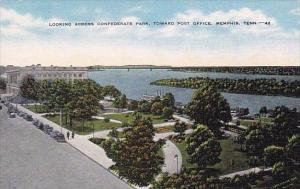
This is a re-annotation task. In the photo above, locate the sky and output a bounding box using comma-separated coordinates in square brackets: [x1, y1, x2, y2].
[0, 0, 299, 67]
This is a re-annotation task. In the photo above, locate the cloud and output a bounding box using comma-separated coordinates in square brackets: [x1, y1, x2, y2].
[127, 6, 147, 13]
[289, 8, 300, 16]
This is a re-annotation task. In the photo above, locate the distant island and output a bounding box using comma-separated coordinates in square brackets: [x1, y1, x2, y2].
[171, 66, 300, 76]
[151, 77, 300, 97]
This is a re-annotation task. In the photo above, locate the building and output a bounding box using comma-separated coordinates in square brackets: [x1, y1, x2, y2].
[6, 64, 88, 95]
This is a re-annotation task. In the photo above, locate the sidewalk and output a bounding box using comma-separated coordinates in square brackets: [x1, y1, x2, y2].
[13, 104, 115, 169]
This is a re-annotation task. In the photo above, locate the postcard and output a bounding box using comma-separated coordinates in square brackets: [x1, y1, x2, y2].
[0, 0, 299, 189]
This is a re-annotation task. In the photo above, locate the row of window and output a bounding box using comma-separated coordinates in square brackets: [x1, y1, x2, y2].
[35, 72, 84, 78]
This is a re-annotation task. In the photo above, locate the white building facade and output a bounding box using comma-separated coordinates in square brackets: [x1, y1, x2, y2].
[6, 64, 88, 95]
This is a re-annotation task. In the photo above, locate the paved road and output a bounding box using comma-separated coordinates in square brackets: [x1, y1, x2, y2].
[0, 106, 132, 189]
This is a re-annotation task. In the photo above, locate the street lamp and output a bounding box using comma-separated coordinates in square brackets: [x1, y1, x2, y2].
[174, 154, 179, 174]
[92, 122, 95, 138]
[60, 108, 63, 134]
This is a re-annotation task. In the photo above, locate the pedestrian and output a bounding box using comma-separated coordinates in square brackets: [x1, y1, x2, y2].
[67, 131, 70, 140]
[72, 131, 75, 139]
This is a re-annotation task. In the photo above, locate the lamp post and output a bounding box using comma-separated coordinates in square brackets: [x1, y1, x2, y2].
[92, 122, 95, 138]
[60, 108, 62, 134]
[174, 154, 179, 174]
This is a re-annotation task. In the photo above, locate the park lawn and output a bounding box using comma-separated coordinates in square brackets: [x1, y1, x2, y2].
[211, 138, 250, 174]
[155, 125, 174, 133]
[174, 137, 250, 174]
[44, 114, 121, 135]
[23, 104, 48, 113]
[104, 112, 166, 124]
[239, 118, 274, 127]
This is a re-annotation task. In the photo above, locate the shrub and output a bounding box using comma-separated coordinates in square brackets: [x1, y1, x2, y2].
[104, 117, 110, 123]
[89, 137, 105, 145]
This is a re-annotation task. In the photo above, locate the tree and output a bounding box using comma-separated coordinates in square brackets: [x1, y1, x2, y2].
[162, 107, 174, 119]
[127, 100, 138, 110]
[270, 106, 298, 146]
[151, 102, 164, 115]
[162, 92, 175, 107]
[245, 125, 271, 156]
[185, 85, 231, 135]
[73, 94, 99, 132]
[111, 116, 164, 186]
[102, 85, 121, 98]
[272, 161, 292, 181]
[286, 135, 300, 163]
[259, 106, 267, 117]
[173, 121, 187, 136]
[186, 125, 221, 168]
[19, 74, 38, 101]
[138, 100, 151, 113]
[0, 78, 6, 90]
[263, 145, 286, 167]
[113, 94, 127, 109]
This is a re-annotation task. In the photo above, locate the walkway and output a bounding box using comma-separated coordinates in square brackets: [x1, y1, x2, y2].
[13, 104, 114, 169]
[219, 167, 272, 179]
[161, 140, 182, 174]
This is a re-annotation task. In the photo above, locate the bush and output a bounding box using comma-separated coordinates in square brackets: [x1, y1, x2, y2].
[122, 122, 130, 127]
[104, 117, 110, 123]
[89, 137, 105, 145]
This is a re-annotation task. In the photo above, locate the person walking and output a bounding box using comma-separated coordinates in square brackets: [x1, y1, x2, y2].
[72, 131, 75, 139]
[67, 131, 70, 140]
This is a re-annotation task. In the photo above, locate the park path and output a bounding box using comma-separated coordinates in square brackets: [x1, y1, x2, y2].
[219, 167, 272, 179]
[161, 140, 182, 174]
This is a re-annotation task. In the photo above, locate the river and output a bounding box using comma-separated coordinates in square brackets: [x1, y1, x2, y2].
[88, 69, 300, 114]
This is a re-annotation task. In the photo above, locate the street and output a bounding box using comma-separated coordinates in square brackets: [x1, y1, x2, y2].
[0, 106, 132, 189]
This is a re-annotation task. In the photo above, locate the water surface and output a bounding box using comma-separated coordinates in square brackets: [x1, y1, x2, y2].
[89, 69, 300, 114]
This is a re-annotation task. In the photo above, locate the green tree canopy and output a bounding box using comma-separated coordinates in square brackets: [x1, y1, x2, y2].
[286, 135, 300, 163]
[162, 92, 175, 107]
[263, 145, 286, 167]
[186, 125, 221, 168]
[111, 115, 164, 186]
[173, 120, 187, 136]
[151, 101, 164, 115]
[19, 74, 38, 100]
[102, 85, 121, 98]
[186, 85, 231, 135]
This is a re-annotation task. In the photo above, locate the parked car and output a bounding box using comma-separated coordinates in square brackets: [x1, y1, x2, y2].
[32, 118, 38, 125]
[0, 105, 2, 110]
[56, 133, 66, 142]
[49, 130, 60, 138]
[38, 122, 44, 130]
[25, 114, 33, 121]
[9, 113, 16, 118]
[44, 127, 53, 135]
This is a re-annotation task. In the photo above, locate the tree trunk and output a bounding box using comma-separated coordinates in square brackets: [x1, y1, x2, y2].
[82, 120, 84, 133]
[65, 114, 68, 128]
[70, 116, 73, 129]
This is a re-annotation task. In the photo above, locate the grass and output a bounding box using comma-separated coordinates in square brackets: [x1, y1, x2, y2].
[238, 117, 274, 127]
[104, 112, 166, 124]
[23, 104, 48, 113]
[211, 138, 250, 174]
[155, 125, 174, 133]
[44, 114, 121, 135]
[174, 137, 250, 175]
